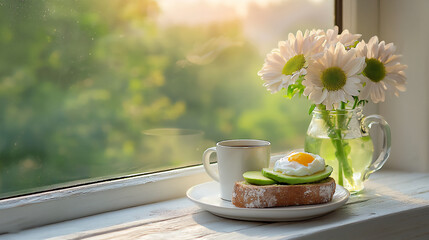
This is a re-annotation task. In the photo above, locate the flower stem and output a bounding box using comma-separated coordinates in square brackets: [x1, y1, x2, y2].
[319, 104, 355, 186]
[352, 97, 359, 109]
[338, 160, 344, 186]
[331, 131, 354, 185]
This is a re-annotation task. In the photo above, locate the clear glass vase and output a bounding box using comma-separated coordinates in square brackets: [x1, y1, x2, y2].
[304, 107, 391, 194]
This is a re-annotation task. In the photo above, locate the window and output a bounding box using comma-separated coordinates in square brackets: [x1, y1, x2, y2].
[0, 0, 335, 199]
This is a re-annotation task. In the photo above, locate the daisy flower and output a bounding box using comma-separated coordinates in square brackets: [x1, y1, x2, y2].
[258, 30, 325, 93]
[356, 36, 407, 103]
[321, 26, 361, 48]
[302, 42, 365, 110]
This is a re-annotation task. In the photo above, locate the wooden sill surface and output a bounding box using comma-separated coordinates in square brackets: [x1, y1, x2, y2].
[2, 170, 429, 240]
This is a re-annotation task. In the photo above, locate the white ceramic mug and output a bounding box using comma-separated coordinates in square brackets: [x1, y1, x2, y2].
[202, 139, 271, 201]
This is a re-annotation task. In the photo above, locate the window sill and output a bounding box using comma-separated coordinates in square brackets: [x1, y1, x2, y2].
[3, 169, 429, 239]
[0, 165, 211, 234]
[0, 153, 286, 233]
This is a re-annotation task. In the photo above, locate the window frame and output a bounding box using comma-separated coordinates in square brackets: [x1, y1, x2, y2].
[0, 165, 210, 233]
[0, 0, 342, 234]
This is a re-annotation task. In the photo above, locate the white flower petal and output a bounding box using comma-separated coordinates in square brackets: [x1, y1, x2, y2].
[354, 36, 407, 103]
[343, 56, 365, 77]
[359, 81, 371, 100]
[259, 71, 283, 79]
[385, 64, 407, 73]
[345, 90, 354, 102]
[259, 31, 326, 93]
[367, 36, 379, 59]
[377, 41, 386, 60]
[347, 76, 361, 84]
[324, 93, 336, 110]
[309, 87, 327, 104]
[384, 54, 402, 66]
[385, 75, 407, 92]
[373, 84, 386, 103]
[303, 84, 312, 96]
[303, 35, 365, 109]
[288, 33, 296, 44]
[380, 43, 396, 62]
[343, 80, 360, 96]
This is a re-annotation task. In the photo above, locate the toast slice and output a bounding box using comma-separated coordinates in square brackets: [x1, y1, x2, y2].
[232, 177, 336, 208]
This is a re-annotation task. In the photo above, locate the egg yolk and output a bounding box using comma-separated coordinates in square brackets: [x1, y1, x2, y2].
[288, 152, 315, 166]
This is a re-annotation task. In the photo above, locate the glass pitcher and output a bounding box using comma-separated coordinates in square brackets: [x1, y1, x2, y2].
[304, 107, 391, 193]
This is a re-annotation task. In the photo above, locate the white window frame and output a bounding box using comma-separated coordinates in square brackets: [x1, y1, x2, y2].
[0, 166, 210, 233]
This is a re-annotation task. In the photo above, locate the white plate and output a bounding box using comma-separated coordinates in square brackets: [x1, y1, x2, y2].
[186, 181, 350, 221]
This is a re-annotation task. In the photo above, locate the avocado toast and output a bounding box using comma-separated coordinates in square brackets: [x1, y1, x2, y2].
[232, 166, 336, 208]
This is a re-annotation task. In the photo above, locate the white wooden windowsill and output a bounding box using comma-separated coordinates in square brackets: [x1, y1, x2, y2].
[2, 169, 429, 240]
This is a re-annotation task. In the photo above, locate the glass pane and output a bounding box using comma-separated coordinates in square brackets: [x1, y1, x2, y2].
[0, 0, 334, 198]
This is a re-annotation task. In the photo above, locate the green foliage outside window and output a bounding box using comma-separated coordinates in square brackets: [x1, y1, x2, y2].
[0, 0, 331, 198]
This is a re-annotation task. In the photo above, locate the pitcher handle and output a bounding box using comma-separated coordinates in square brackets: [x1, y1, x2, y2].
[361, 114, 391, 180]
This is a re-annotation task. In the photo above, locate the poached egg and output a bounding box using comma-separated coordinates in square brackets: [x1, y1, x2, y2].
[274, 152, 325, 176]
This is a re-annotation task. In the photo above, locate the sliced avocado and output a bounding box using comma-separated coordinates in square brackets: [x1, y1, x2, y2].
[262, 166, 333, 185]
[243, 171, 277, 185]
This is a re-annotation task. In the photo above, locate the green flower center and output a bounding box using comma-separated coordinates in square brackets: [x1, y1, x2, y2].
[363, 58, 386, 82]
[321, 67, 347, 91]
[282, 54, 305, 75]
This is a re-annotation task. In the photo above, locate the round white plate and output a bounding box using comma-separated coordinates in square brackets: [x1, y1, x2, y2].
[186, 181, 350, 221]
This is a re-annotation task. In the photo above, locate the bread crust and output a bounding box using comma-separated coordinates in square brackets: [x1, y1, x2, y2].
[232, 178, 336, 208]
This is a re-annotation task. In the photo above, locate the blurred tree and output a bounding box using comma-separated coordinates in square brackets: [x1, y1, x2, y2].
[0, 0, 311, 197]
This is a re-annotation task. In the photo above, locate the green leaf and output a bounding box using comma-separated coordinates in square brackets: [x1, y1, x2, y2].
[286, 85, 295, 99]
[308, 104, 316, 115]
[295, 76, 304, 85]
[285, 76, 306, 99]
[357, 99, 368, 107]
[346, 40, 360, 50]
